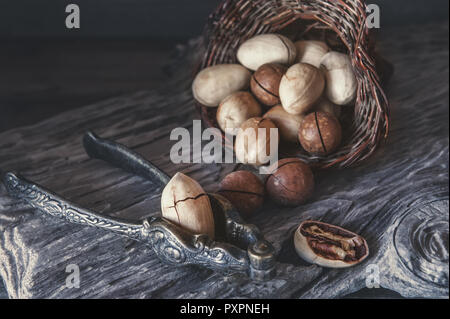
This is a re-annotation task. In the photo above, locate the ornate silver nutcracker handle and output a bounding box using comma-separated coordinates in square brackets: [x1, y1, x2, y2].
[2, 173, 252, 276]
[3, 172, 145, 240]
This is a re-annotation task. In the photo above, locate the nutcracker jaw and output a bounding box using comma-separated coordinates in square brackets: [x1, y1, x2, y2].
[140, 193, 275, 280]
[2, 131, 276, 281]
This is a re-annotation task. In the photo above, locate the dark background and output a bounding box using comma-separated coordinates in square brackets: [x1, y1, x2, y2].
[0, 0, 448, 38]
[0, 0, 448, 133]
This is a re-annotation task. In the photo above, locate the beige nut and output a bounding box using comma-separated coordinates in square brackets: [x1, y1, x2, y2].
[279, 63, 325, 115]
[237, 34, 297, 71]
[263, 105, 304, 143]
[216, 92, 262, 135]
[161, 172, 215, 239]
[320, 52, 357, 105]
[314, 98, 342, 118]
[235, 117, 279, 166]
[192, 64, 251, 107]
[294, 220, 369, 268]
[294, 40, 330, 68]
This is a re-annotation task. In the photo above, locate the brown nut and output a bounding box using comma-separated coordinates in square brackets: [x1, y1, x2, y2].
[265, 158, 314, 207]
[216, 91, 262, 135]
[235, 117, 279, 166]
[218, 171, 265, 217]
[250, 63, 287, 106]
[279, 63, 325, 115]
[161, 172, 215, 239]
[298, 111, 342, 156]
[263, 105, 304, 143]
[294, 220, 369, 268]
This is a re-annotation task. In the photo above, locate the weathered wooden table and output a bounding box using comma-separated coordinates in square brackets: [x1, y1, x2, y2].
[0, 22, 448, 299]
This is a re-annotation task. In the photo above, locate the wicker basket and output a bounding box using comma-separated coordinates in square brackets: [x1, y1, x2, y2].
[196, 0, 391, 169]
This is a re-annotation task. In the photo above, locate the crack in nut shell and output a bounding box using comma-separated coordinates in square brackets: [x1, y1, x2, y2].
[250, 63, 287, 106]
[298, 111, 342, 156]
[265, 158, 314, 207]
[294, 220, 369, 268]
[218, 171, 265, 217]
[161, 172, 215, 239]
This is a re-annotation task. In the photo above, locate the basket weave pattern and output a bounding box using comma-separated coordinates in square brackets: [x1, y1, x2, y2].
[198, 0, 390, 168]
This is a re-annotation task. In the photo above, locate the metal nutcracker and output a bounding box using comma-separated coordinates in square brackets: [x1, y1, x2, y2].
[2, 131, 275, 281]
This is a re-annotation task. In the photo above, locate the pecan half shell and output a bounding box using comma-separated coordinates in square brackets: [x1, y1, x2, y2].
[294, 220, 369, 268]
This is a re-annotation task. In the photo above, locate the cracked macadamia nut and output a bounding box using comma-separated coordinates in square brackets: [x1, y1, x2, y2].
[263, 105, 304, 143]
[161, 172, 215, 239]
[294, 40, 330, 68]
[314, 98, 341, 119]
[294, 220, 369, 268]
[298, 111, 342, 156]
[192, 64, 251, 107]
[279, 63, 325, 115]
[237, 34, 297, 71]
[250, 63, 287, 106]
[216, 91, 262, 135]
[320, 52, 357, 105]
[265, 158, 314, 207]
[235, 117, 279, 166]
[218, 171, 265, 217]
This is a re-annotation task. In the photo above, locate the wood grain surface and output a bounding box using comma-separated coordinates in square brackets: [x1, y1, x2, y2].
[0, 22, 448, 299]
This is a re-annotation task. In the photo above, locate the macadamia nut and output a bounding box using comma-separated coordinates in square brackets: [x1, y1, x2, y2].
[218, 171, 265, 217]
[298, 111, 342, 156]
[251, 63, 287, 106]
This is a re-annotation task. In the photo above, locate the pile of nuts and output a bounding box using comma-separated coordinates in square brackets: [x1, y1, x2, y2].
[190, 34, 367, 267]
[193, 33, 357, 160]
[192, 33, 358, 213]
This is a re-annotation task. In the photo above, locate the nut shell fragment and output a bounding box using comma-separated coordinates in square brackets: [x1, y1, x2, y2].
[294, 220, 369, 268]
